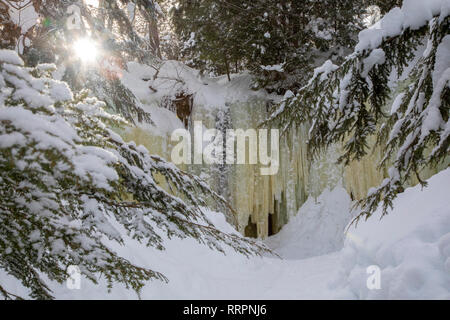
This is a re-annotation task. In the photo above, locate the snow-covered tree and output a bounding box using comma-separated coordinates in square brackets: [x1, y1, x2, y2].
[264, 0, 450, 222]
[0, 0, 167, 124]
[0, 50, 270, 299]
[171, 0, 372, 93]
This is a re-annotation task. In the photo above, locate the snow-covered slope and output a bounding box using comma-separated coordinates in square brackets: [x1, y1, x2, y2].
[332, 168, 450, 299]
[0, 207, 340, 300]
[2, 169, 449, 299]
[265, 185, 352, 259]
[121, 60, 271, 115]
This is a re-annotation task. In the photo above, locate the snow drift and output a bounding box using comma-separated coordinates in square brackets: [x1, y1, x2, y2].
[332, 168, 450, 299]
[2, 168, 449, 299]
[265, 185, 352, 259]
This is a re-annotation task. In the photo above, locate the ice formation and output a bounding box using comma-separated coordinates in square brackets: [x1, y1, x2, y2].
[120, 59, 448, 239]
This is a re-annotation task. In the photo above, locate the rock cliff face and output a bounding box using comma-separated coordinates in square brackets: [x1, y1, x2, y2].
[121, 61, 449, 239]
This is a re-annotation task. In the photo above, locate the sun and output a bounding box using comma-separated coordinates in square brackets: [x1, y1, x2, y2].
[73, 38, 99, 63]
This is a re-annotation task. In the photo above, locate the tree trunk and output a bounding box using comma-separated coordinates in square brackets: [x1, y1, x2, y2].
[225, 55, 231, 82]
[149, 17, 162, 59]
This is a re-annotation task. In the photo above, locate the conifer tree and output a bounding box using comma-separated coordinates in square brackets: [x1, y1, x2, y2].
[264, 1, 450, 222]
[171, 0, 370, 93]
[0, 50, 270, 299]
[0, 0, 166, 124]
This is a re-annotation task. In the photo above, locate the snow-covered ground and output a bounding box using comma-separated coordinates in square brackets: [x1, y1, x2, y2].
[332, 168, 450, 299]
[2, 169, 449, 299]
[265, 185, 353, 260]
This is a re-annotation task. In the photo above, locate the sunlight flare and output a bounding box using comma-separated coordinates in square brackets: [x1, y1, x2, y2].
[73, 37, 99, 63]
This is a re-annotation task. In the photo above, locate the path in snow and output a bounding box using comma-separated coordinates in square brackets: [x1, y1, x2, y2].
[2, 170, 448, 299]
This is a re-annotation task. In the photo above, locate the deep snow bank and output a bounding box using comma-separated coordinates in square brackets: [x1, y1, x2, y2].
[332, 168, 450, 299]
[2, 169, 448, 299]
[265, 185, 353, 259]
[0, 205, 339, 300]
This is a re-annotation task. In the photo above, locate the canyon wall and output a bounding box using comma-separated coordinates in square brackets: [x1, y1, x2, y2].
[120, 62, 449, 239]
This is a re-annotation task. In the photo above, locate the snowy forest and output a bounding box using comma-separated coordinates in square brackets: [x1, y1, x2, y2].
[0, 0, 449, 300]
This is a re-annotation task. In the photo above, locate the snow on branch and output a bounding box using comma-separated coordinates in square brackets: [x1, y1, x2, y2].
[263, 0, 450, 221]
[0, 49, 272, 299]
